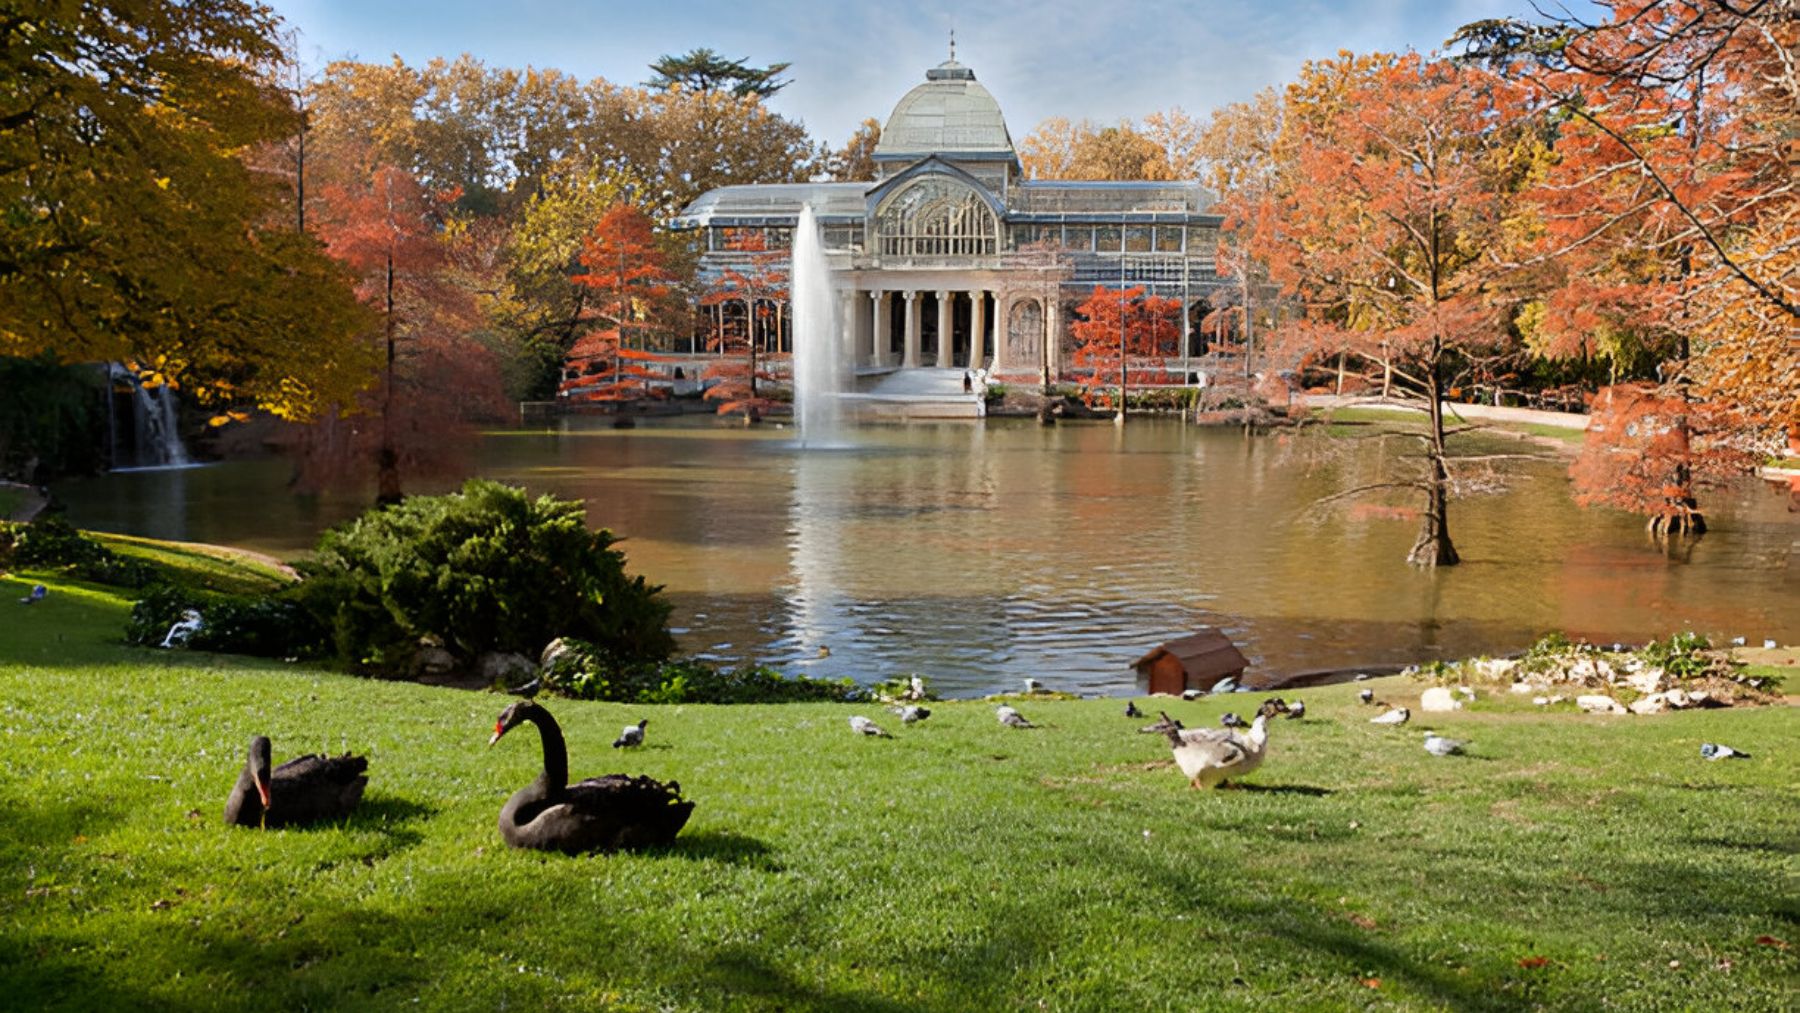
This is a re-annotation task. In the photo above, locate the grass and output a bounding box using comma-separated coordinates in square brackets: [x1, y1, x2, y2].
[0, 488, 26, 521]
[1310, 407, 1587, 447]
[87, 532, 296, 596]
[1, 568, 1796, 1011]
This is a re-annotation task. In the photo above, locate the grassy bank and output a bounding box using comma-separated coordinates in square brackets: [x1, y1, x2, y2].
[1, 568, 1795, 1011]
[1312, 406, 1588, 447]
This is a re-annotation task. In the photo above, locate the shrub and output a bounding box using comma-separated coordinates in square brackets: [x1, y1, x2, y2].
[3, 516, 157, 588]
[300, 480, 674, 675]
[125, 584, 328, 658]
[541, 641, 858, 704]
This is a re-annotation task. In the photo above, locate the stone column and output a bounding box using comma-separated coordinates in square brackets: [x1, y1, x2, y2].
[935, 289, 953, 368]
[870, 290, 889, 367]
[902, 291, 920, 368]
[970, 290, 987, 370]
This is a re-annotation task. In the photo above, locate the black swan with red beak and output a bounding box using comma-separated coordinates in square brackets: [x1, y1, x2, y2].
[223, 736, 368, 828]
[489, 701, 693, 853]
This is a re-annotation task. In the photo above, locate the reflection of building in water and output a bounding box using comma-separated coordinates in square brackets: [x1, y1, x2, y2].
[673, 56, 1230, 382]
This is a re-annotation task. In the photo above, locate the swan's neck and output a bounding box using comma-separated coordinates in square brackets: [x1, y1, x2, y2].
[524, 709, 568, 793]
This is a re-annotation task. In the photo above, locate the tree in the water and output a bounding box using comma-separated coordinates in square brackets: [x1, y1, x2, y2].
[700, 231, 788, 421]
[562, 203, 678, 405]
[1570, 384, 1755, 540]
[1245, 53, 1537, 566]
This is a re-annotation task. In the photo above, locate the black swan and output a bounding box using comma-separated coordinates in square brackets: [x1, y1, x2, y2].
[224, 736, 367, 828]
[489, 701, 693, 853]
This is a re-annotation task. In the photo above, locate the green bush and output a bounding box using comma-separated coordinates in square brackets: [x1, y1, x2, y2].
[3, 516, 158, 588]
[541, 641, 858, 703]
[125, 584, 327, 658]
[300, 480, 675, 675]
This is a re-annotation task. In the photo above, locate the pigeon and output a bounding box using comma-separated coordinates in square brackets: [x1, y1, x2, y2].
[1370, 707, 1410, 726]
[506, 677, 542, 698]
[996, 705, 1035, 729]
[849, 715, 891, 738]
[1700, 742, 1750, 760]
[1353, 673, 1371, 682]
[612, 719, 648, 748]
[1140, 713, 1183, 735]
[1358, 688, 1375, 705]
[1023, 678, 1044, 694]
[1219, 712, 1247, 729]
[1181, 688, 1203, 701]
[1763, 639, 1777, 650]
[1209, 677, 1238, 695]
[908, 675, 926, 700]
[1729, 636, 1746, 646]
[19, 584, 46, 605]
[1285, 699, 1306, 720]
[892, 705, 931, 724]
[1423, 731, 1466, 756]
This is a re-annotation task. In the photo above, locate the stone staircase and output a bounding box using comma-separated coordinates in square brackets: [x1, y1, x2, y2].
[843, 367, 986, 419]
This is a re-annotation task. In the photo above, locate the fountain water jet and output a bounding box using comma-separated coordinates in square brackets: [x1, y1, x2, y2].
[790, 204, 850, 446]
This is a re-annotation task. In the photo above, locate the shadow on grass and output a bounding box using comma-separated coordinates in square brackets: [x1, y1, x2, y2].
[1233, 782, 1333, 796]
[657, 830, 783, 871]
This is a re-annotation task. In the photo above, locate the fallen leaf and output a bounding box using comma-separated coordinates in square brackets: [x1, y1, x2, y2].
[1361, 978, 1381, 989]
[1349, 914, 1378, 931]
[1518, 956, 1548, 969]
[1755, 935, 1788, 950]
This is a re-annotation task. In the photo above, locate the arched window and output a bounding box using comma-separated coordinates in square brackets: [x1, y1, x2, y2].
[874, 177, 998, 257]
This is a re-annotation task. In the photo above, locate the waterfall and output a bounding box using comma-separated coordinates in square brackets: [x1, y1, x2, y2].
[109, 363, 191, 469]
[790, 204, 849, 446]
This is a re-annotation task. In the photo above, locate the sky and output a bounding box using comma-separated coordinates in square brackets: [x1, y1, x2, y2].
[267, 0, 1543, 145]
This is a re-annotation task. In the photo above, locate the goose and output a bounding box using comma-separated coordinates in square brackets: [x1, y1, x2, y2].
[489, 701, 692, 853]
[1163, 698, 1289, 789]
[1370, 706, 1410, 725]
[224, 736, 367, 828]
[849, 715, 891, 737]
[612, 719, 647, 749]
[996, 705, 1035, 728]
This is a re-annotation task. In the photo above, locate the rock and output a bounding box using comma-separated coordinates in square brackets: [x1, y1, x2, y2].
[1532, 696, 1550, 706]
[1577, 694, 1627, 715]
[1628, 693, 1670, 715]
[1474, 658, 1517, 680]
[1509, 681, 1537, 695]
[1624, 667, 1667, 695]
[1664, 689, 1692, 709]
[411, 645, 457, 677]
[1419, 686, 1464, 713]
[479, 652, 536, 685]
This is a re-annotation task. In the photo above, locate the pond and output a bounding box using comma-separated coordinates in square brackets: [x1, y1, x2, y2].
[54, 417, 1797, 697]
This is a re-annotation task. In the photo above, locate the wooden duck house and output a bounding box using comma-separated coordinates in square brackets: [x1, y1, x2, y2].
[1133, 630, 1248, 695]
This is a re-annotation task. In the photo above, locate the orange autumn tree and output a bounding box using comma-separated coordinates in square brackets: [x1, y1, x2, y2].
[1457, 1, 1797, 520]
[1246, 53, 1537, 566]
[562, 202, 678, 404]
[700, 231, 787, 419]
[308, 165, 502, 503]
[1571, 384, 1755, 538]
[1068, 285, 1184, 411]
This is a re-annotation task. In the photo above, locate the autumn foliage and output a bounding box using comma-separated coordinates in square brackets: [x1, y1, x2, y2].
[701, 232, 788, 419]
[1068, 286, 1184, 409]
[1571, 384, 1755, 537]
[560, 203, 677, 404]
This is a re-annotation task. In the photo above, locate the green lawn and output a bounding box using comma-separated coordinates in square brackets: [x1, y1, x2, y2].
[1, 570, 1794, 1011]
[1311, 407, 1587, 446]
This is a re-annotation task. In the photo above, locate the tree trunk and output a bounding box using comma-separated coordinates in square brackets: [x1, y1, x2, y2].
[376, 251, 403, 506]
[1408, 354, 1459, 567]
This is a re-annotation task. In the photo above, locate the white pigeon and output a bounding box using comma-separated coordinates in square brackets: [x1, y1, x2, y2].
[1370, 707, 1410, 726]
[1285, 699, 1306, 720]
[1700, 742, 1750, 760]
[849, 715, 891, 738]
[891, 705, 931, 724]
[1023, 677, 1044, 694]
[612, 719, 647, 748]
[1358, 688, 1375, 705]
[1423, 731, 1466, 756]
[1763, 639, 1777, 650]
[996, 705, 1035, 729]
